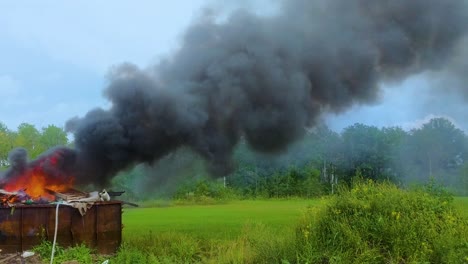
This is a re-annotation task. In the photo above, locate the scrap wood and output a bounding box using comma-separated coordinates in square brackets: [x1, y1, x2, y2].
[69, 191, 102, 203]
[66, 188, 88, 196]
[0, 253, 18, 263]
[45, 188, 87, 201]
[0, 189, 17, 196]
[0, 252, 36, 263]
[0, 190, 18, 206]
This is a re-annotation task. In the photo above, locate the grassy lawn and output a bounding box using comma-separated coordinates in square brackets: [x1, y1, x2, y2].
[123, 197, 468, 241]
[122, 199, 319, 240]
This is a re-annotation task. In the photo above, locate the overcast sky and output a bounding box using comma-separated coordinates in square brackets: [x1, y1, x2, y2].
[1, 0, 467, 134]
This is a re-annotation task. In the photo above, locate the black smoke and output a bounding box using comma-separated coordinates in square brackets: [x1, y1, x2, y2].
[0, 147, 76, 185]
[11, 0, 468, 187]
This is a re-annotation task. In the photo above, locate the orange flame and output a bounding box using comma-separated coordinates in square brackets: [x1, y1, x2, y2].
[4, 170, 74, 201]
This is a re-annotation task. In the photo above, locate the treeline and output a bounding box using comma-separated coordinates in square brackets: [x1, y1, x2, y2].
[113, 117, 468, 200]
[0, 122, 68, 167]
[1, 118, 468, 198]
[227, 117, 468, 197]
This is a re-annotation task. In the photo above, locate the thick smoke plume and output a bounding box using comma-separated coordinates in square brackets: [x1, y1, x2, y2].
[1, 147, 76, 185]
[5, 0, 468, 186]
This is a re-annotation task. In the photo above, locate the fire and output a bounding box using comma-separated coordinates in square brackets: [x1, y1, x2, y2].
[1, 148, 76, 202]
[3, 169, 74, 202]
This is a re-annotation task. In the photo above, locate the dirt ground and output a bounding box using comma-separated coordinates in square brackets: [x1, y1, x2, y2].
[0, 253, 44, 264]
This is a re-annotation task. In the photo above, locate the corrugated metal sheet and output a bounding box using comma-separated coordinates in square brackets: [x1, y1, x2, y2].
[0, 201, 122, 254]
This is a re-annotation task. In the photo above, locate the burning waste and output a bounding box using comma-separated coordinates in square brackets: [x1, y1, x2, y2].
[1, 148, 75, 203]
[0, 150, 123, 254]
[0, 148, 119, 215]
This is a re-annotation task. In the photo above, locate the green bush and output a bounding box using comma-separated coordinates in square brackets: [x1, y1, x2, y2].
[111, 244, 152, 264]
[239, 222, 296, 264]
[173, 178, 238, 204]
[112, 231, 203, 263]
[296, 179, 468, 263]
[33, 241, 94, 264]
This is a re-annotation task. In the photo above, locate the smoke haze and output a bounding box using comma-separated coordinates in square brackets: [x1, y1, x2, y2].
[4, 0, 468, 186]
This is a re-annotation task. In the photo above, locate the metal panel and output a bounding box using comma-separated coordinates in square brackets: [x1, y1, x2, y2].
[0, 201, 122, 254]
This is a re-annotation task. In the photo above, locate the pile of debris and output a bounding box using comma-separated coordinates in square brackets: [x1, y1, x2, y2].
[0, 188, 130, 215]
[48, 188, 112, 215]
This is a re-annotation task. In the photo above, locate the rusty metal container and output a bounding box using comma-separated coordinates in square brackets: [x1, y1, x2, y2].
[0, 201, 122, 254]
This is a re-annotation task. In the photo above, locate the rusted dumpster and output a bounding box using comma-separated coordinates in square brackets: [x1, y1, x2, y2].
[0, 201, 122, 254]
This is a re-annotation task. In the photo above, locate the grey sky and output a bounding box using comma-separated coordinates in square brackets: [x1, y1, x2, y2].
[326, 72, 468, 132]
[0, 0, 205, 130]
[1, 0, 466, 134]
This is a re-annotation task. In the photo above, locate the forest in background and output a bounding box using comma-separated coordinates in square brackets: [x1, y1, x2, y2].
[1, 117, 468, 200]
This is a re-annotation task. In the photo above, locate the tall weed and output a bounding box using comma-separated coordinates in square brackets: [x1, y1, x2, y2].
[111, 231, 202, 263]
[296, 179, 468, 263]
[33, 241, 94, 264]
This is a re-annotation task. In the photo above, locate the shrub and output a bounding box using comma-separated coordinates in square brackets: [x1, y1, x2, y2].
[112, 231, 203, 263]
[33, 241, 94, 264]
[173, 178, 238, 204]
[111, 244, 151, 264]
[239, 222, 296, 263]
[296, 179, 468, 263]
[201, 222, 296, 264]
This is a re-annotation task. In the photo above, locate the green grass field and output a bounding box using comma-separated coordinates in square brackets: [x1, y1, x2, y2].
[122, 199, 319, 240]
[123, 197, 467, 241]
[37, 195, 467, 263]
[116, 197, 468, 263]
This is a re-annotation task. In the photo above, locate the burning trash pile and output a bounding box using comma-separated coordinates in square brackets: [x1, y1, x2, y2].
[0, 148, 126, 254]
[0, 147, 125, 215]
[0, 188, 111, 216]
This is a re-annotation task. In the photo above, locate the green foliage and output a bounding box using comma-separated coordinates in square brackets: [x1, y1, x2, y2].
[402, 117, 467, 186]
[264, 166, 324, 198]
[30, 196, 468, 263]
[2, 117, 468, 198]
[419, 177, 454, 204]
[15, 123, 42, 158]
[111, 165, 146, 201]
[112, 222, 297, 264]
[458, 162, 468, 196]
[296, 179, 468, 263]
[112, 232, 202, 263]
[109, 147, 210, 200]
[228, 165, 326, 199]
[122, 200, 315, 241]
[454, 197, 468, 218]
[112, 244, 154, 264]
[0, 122, 69, 168]
[33, 241, 94, 264]
[32, 240, 62, 260]
[39, 124, 68, 149]
[239, 222, 296, 264]
[55, 244, 94, 264]
[0, 122, 14, 167]
[173, 178, 238, 203]
[341, 124, 405, 182]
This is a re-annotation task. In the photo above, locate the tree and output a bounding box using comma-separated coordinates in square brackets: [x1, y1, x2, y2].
[403, 118, 466, 184]
[380, 126, 407, 181]
[458, 163, 468, 196]
[341, 123, 385, 181]
[14, 123, 41, 158]
[0, 122, 15, 167]
[39, 125, 68, 150]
